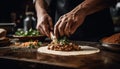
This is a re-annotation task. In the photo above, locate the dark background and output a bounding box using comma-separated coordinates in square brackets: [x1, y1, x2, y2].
[0, 0, 120, 33]
[0, 0, 35, 23]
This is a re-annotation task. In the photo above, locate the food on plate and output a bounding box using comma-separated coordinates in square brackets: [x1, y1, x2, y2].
[0, 28, 7, 38]
[15, 28, 40, 37]
[48, 37, 81, 51]
[14, 28, 46, 41]
[38, 35, 100, 56]
[14, 40, 42, 48]
[102, 33, 120, 44]
[38, 36, 100, 56]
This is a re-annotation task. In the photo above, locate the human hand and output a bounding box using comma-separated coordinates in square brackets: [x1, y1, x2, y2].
[54, 10, 86, 38]
[36, 13, 53, 37]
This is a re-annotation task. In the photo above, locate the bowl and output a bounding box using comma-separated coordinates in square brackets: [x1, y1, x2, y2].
[0, 37, 10, 47]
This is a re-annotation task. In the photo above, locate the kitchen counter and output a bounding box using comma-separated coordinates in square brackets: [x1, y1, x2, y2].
[0, 41, 120, 69]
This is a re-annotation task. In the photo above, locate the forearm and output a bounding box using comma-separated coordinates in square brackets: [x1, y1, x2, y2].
[71, 0, 117, 16]
[35, 0, 48, 18]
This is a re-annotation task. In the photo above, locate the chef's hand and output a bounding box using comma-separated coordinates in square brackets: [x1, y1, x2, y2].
[36, 13, 53, 37]
[54, 10, 86, 38]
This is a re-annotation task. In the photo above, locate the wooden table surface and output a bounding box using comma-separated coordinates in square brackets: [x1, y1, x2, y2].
[0, 41, 120, 69]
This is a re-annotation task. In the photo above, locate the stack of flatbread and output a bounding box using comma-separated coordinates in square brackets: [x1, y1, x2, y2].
[0, 28, 10, 46]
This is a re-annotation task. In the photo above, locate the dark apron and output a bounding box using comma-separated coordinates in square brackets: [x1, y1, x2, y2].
[47, 0, 114, 41]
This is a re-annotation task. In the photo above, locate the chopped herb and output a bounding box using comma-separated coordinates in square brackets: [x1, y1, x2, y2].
[58, 37, 69, 45]
[15, 28, 41, 36]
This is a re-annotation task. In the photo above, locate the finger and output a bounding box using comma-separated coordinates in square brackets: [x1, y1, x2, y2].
[36, 23, 42, 34]
[36, 22, 40, 30]
[64, 20, 72, 37]
[54, 20, 61, 38]
[36, 21, 47, 36]
[58, 21, 66, 37]
[70, 22, 78, 35]
[48, 17, 53, 30]
[57, 15, 67, 37]
[42, 24, 50, 37]
[38, 26, 46, 36]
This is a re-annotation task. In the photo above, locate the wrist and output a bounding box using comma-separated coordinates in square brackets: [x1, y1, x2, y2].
[35, 0, 48, 19]
[37, 10, 47, 17]
[70, 4, 87, 17]
[37, 12, 50, 22]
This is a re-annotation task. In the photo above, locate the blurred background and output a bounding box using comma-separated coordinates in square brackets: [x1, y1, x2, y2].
[0, 0, 120, 35]
[0, 0, 35, 23]
[0, 0, 36, 35]
[110, 1, 120, 33]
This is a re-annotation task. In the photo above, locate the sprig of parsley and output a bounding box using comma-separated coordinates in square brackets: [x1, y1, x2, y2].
[58, 37, 69, 45]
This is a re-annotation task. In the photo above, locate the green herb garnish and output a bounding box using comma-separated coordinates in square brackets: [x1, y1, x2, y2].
[58, 37, 69, 45]
[15, 28, 40, 36]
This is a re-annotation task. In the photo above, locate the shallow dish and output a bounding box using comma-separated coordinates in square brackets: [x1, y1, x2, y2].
[13, 35, 46, 42]
[100, 41, 120, 52]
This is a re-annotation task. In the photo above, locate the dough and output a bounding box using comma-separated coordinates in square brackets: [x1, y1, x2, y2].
[37, 46, 100, 56]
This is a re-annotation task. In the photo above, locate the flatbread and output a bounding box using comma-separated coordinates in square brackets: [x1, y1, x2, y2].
[37, 46, 100, 56]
